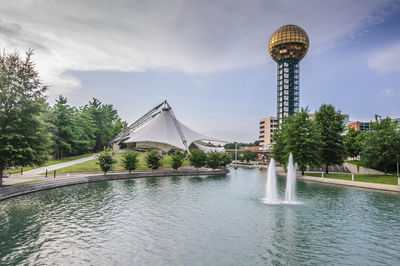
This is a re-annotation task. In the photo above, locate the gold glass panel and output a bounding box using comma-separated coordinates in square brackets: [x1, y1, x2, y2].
[268, 24, 309, 62]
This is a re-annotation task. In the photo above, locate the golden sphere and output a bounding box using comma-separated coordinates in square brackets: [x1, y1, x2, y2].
[268, 25, 309, 62]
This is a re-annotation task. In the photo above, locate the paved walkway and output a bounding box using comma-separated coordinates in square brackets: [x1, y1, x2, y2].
[14, 155, 96, 176]
[299, 175, 400, 192]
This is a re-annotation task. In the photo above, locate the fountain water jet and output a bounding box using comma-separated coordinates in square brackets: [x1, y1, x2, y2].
[264, 158, 279, 204]
[285, 153, 296, 203]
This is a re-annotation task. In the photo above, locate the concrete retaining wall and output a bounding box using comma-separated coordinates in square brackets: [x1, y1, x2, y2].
[0, 169, 229, 201]
[343, 163, 385, 175]
[299, 175, 400, 192]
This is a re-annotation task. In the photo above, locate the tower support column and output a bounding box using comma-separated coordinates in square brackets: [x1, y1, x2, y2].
[277, 59, 300, 124]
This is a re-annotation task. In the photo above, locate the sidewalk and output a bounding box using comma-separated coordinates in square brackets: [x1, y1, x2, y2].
[12, 155, 96, 176]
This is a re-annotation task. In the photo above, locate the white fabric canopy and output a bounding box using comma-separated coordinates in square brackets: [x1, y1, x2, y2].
[124, 109, 222, 151]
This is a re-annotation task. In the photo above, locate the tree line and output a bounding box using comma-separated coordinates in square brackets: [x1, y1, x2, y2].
[0, 50, 125, 184]
[272, 104, 400, 175]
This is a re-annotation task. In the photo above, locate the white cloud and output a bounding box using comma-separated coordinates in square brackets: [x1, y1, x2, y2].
[368, 41, 400, 73]
[0, 0, 396, 95]
[379, 88, 395, 96]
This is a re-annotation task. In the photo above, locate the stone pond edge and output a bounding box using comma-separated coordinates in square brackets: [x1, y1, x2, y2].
[0, 169, 229, 201]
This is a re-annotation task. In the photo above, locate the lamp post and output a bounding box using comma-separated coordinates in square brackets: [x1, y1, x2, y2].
[235, 142, 238, 162]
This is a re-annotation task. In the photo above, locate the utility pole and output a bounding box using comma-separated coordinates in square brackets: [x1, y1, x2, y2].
[235, 142, 238, 162]
[397, 154, 399, 176]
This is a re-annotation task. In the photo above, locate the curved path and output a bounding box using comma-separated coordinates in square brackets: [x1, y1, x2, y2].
[20, 155, 96, 176]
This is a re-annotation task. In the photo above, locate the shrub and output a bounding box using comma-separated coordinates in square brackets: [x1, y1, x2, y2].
[97, 148, 117, 174]
[189, 149, 207, 168]
[171, 151, 185, 170]
[145, 150, 162, 170]
[206, 153, 221, 169]
[121, 151, 139, 173]
[220, 153, 232, 169]
[242, 150, 257, 162]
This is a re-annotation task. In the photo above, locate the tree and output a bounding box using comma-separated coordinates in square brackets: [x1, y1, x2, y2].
[121, 151, 139, 173]
[272, 108, 323, 175]
[242, 150, 257, 162]
[0, 50, 50, 186]
[51, 96, 77, 158]
[344, 128, 364, 159]
[189, 149, 207, 168]
[97, 148, 117, 174]
[171, 150, 185, 170]
[145, 150, 162, 170]
[361, 116, 400, 175]
[219, 153, 232, 169]
[314, 104, 346, 173]
[206, 153, 221, 169]
[81, 98, 119, 152]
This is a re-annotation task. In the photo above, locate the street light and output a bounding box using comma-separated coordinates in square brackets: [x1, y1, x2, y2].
[235, 142, 238, 162]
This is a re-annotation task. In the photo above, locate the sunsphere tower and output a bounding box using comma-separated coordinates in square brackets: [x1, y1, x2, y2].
[268, 25, 309, 124]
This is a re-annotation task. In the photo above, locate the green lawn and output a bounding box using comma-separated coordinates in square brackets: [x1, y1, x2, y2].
[306, 173, 400, 185]
[44, 153, 189, 174]
[7, 153, 95, 174]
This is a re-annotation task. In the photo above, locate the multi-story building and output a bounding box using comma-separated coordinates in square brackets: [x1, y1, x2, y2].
[348, 121, 370, 132]
[259, 116, 278, 150]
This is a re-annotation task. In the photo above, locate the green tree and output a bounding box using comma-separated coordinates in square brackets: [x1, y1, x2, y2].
[314, 104, 346, 173]
[189, 149, 207, 168]
[272, 108, 323, 175]
[51, 96, 77, 158]
[97, 148, 117, 174]
[145, 150, 162, 170]
[0, 50, 50, 185]
[361, 116, 400, 175]
[219, 153, 232, 169]
[82, 98, 119, 152]
[242, 150, 257, 162]
[344, 128, 364, 159]
[206, 152, 221, 169]
[110, 118, 127, 140]
[171, 150, 185, 170]
[121, 151, 139, 173]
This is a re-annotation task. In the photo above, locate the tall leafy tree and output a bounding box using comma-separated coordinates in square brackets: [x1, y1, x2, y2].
[361, 116, 400, 175]
[51, 96, 77, 158]
[272, 108, 323, 175]
[82, 98, 119, 151]
[344, 128, 364, 159]
[314, 104, 346, 173]
[0, 50, 50, 185]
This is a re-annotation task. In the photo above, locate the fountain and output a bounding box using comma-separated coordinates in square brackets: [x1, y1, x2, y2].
[264, 158, 279, 204]
[284, 153, 296, 203]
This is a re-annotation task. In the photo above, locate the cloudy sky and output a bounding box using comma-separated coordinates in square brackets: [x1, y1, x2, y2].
[1, 0, 400, 142]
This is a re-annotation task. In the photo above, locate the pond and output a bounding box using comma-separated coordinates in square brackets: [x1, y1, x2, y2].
[1, 167, 400, 265]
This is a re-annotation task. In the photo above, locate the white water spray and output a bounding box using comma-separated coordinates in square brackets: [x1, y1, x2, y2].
[264, 158, 279, 204]
[285, 153, 296, 203]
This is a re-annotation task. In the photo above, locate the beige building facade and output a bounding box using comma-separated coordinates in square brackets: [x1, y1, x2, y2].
[259, 116, 278, 151]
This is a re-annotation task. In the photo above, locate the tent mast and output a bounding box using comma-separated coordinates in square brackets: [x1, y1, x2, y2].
[165, 101, 188, 150]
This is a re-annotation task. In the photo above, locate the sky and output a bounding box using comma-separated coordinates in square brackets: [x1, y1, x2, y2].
[1, 0, 400, 142]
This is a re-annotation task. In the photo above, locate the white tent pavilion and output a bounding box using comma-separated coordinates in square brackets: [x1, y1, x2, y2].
[109, 101, 226, 152]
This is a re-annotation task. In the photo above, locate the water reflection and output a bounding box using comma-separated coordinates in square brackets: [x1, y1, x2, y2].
[1, 169, 400, 265]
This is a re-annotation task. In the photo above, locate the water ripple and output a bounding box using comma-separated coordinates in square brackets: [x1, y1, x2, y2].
[1, 169, 400, 265]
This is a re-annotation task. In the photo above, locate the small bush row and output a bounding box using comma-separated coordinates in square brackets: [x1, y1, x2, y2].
[97, 149, 232, 174]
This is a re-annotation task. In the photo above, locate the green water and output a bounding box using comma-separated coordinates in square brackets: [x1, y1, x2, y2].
[1, 168, 400, 265]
